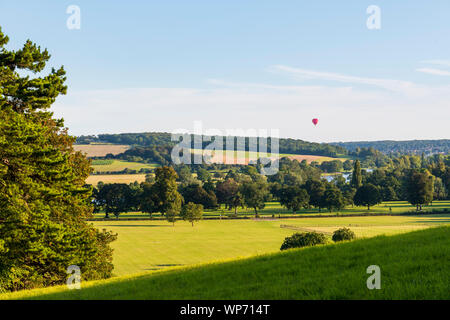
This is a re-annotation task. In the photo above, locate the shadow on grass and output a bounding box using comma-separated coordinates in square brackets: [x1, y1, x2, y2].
[101, 225, 173, 228]
[410, 218, 450, 224]
[143, 264, 184, 271]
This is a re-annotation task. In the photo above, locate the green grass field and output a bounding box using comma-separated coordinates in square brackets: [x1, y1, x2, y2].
[89, 212, 450, 276]
[91, 159, 159, 173]
[3, 226, 448, 300]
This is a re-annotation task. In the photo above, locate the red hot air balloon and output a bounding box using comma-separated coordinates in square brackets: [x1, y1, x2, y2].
[312, 118, 318, 126]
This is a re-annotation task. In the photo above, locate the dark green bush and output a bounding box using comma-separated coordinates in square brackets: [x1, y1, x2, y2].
[280, 232, 327, 250]
[332, 227, 356, 242]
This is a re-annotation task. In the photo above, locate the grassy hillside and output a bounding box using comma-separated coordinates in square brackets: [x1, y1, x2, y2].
[2, 226, 449, 300]
[90, 214, 449, 276]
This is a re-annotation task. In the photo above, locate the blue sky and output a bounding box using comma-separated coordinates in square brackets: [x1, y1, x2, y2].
[1, 1, 449, 142]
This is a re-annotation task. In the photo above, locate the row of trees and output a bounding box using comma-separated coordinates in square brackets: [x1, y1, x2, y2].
[93, 154, 446, 223]
[333, 140, 450, 155]
[93, 166, 272, 218]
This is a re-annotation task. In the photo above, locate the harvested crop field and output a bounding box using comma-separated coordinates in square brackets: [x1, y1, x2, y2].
[86, 174, 147, 185]
[191, 149, 343, 165]
[74, 144, 130, 157]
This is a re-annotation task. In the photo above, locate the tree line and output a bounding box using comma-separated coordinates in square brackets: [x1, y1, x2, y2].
[92, 154, 450, 223]
[331, 140, 450, 155]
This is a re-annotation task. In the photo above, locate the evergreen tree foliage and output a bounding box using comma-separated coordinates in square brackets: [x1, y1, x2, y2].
[351, 160, 362, 189]
[0, 27, 116, 292]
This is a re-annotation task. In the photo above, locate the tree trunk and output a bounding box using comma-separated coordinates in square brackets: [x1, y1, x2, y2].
[367, 205, 370, 210]
[254, 207, 258, 218]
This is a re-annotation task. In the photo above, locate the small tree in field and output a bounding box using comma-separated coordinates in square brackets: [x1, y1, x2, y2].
[240, 180, 269, 217]
[304, 179, 326, 212]
[405, 170, 434, 211]
[215, 178, 243, 215]
[279, 185, 309, 212]
[322, 186, 345, 212]
[166, 207, 178, 227]
[354, 183, 382, 210]
[180, 202, 204, 226]
[141, 166, 183, 220]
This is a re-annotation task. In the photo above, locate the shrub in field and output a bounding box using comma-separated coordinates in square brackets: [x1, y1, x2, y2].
[332, 228, 356, 242]
[280, 232, 327, 250]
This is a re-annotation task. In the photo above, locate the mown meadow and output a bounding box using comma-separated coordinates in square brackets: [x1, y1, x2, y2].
[93, 211, 449, 276]
[2, 226, 448, 300]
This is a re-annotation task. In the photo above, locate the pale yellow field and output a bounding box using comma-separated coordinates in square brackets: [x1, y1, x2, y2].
[286, 154, 340, 163]
[191, 148, 341, 165]
[74, 144, 130, 157]
[86, 174, 147, 185]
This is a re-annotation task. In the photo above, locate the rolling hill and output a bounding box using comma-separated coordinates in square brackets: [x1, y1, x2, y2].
[76, 132, 348, 158]
[2, 226, 448, 300]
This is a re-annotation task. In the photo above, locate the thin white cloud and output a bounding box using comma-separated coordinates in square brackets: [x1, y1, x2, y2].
[50, 65, 450, 141]
[416, 67, 450, 76]
[207, 79, 356, 93]
[270, 65, 419, 94]
[421, 60, 450, 67]
[53, 77, 450, 142]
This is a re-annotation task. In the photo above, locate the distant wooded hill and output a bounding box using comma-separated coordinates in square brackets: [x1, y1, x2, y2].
[330, 140, 450, 155]
[76, 132, 348, 158]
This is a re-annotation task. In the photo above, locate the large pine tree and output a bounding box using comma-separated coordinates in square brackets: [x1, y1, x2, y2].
[0, 27, 116, 291]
